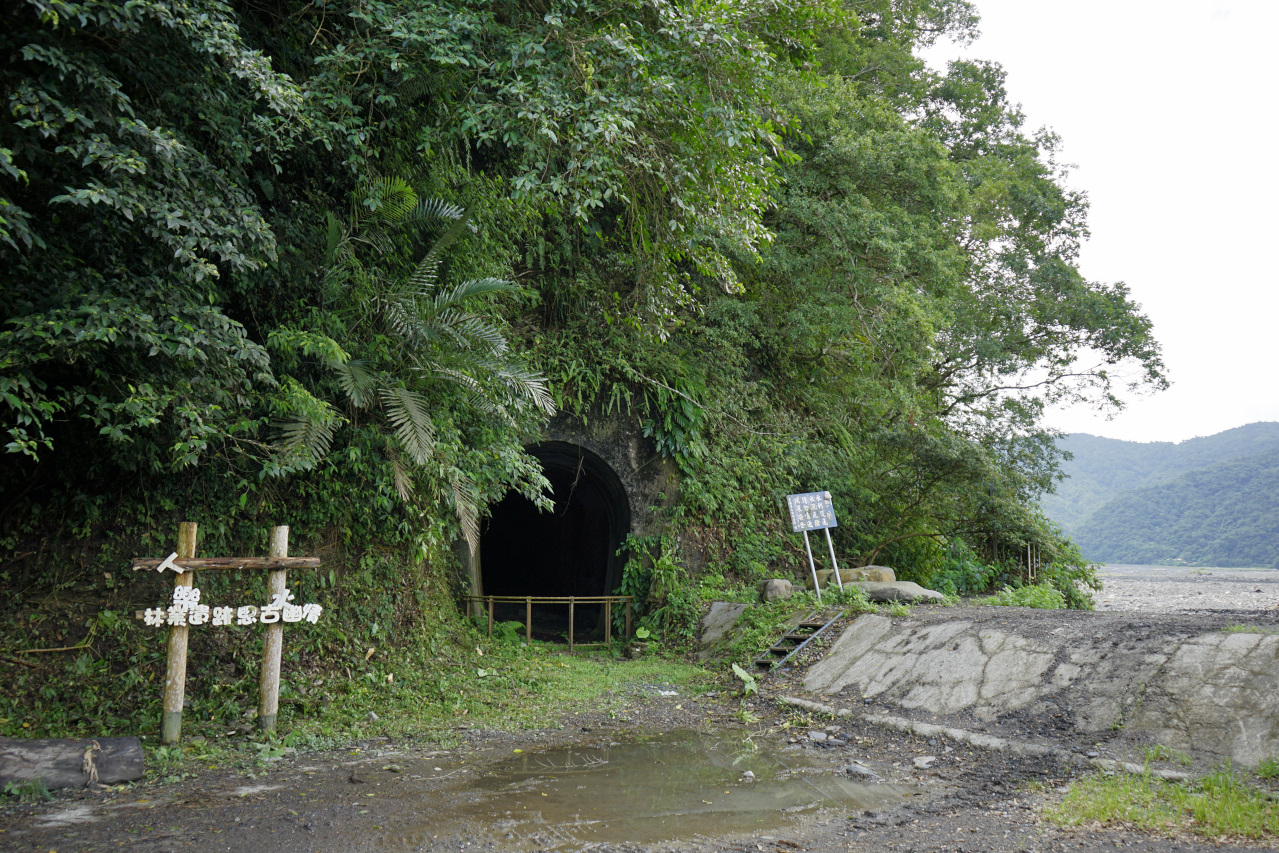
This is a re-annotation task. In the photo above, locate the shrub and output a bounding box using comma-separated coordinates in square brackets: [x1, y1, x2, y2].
[978, 584, 1066, 609]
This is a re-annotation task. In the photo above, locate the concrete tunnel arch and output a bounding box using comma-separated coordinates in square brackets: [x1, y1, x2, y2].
[478, 441, 631, 638]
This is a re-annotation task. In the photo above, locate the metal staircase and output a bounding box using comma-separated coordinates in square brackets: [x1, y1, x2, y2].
[752, 610, 841, 670]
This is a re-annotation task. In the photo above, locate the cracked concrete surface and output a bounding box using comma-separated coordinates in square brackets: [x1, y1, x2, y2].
[801, 608, 1279, 767]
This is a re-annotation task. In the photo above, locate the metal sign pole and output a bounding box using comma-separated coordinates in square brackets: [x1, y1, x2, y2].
[824, 527, 843, 590]
[803, 529, 822, 603]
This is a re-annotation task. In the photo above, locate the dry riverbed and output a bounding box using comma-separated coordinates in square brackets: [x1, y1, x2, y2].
[3, 568, 1278, 853]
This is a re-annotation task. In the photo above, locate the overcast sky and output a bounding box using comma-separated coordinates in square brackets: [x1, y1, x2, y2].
[924, 0, 1279, 445]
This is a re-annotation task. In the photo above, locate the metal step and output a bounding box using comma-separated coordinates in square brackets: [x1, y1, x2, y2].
[752, 611, 841, 670]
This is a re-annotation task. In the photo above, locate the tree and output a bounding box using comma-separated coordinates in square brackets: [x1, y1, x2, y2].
[0, 0, 306, 470]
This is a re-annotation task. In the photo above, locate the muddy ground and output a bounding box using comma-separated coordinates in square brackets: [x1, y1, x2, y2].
[2, 567, 1278, 853]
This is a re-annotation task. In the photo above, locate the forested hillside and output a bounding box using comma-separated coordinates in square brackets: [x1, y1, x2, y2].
[1, 0, 1163, 719]
[1071, 452, 1279, 568]
[1042, 423, 1279, 538]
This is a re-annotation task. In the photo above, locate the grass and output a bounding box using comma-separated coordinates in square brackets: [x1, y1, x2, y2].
[270, 638, 714, 745]
[1141, 744, 1192, 766]
[1046, 767, 1279, 840]
[3, 778, 53, 803]
[1221, 624, 1279, 635]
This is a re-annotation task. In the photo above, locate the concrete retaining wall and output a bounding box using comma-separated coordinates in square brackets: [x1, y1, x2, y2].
[801, 607, 1279, 768]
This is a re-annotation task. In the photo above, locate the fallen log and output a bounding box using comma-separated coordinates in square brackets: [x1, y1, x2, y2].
[0, 736, 145, 789]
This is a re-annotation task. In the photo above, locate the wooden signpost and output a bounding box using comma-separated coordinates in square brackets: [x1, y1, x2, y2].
[132, 522, 323, 743]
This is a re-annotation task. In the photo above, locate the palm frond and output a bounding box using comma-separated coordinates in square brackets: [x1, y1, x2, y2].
[380, 386, 436, 466]
[400, 197, 466, 229]
[357, 176, 418, 226]
[273, 411, 338, 471]
[332, 358, 376, 408]
[448, 468, 482, 554]
[324, 210, 345, 265]
[402, 213, 472, 296]
[436, 277, 520, 303]
[495, 363, 557, 415]
[424, 309, 508, 352]
[387, 444, 415, 502]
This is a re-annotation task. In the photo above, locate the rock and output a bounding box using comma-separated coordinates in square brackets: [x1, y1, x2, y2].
[913, 755, 936, 769]
[697, 602, 752, 660]
[852, 581, 947, 603]
[758, 579, 794, 602]
[807, 731, 828, 743]
[808, 566, 897, 589]
[844, 762, 881, 781]
[741, 770, 755, 782]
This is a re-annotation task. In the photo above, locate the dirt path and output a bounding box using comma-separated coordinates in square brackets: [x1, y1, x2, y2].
[3, 570, 1278, 852]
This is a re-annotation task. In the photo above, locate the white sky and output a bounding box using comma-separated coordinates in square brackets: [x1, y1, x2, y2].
[924, 0, 1279, 444]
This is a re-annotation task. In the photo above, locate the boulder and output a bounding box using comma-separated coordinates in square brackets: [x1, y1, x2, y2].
[696, 601, 751, 660]
[853, 581, 947, 603]
[806, 565, 897, 589]
[757, 579, 794, 602]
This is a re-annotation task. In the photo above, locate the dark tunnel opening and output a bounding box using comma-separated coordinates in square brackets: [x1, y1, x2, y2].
[479, 442, 631, 642]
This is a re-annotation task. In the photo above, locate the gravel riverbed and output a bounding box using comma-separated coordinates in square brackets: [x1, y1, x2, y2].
[1095, 564, 1279, 613]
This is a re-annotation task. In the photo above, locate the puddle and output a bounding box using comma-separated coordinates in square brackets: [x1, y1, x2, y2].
[375, 730, 916, 850]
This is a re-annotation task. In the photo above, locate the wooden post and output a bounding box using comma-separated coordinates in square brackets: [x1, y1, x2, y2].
[487, 596, 494, 636]
[604, 600, 612, 644]
[258, 526, 288, 733]
[625, 599, 632, 639]
[568, 597, 575, 652]
[525, 597, 532, 646]
[161, 522, 198, 744]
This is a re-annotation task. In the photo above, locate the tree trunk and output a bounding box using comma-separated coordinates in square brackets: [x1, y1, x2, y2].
[0, 737, 145, 789]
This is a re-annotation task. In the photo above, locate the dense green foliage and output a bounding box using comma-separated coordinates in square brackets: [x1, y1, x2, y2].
[0, 0, 1168, 741]
[1042, 424, 1279, 567]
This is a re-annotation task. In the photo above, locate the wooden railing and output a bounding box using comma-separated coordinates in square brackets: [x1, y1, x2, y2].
[464, 595, 633, 651]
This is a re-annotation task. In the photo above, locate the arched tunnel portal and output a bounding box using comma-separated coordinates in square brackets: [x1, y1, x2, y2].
[479, 441, 631, 641]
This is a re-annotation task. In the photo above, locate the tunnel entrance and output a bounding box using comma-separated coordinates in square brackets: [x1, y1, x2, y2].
[479, 442, 631, 643]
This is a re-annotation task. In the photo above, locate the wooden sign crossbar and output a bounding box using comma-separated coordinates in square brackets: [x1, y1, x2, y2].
[132, 523, 322, 744]
[132, 557, 320, 572]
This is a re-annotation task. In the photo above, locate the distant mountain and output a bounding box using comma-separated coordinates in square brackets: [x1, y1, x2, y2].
[1042, 422, 1279, 567]
[1071, 454, 1279, 567]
